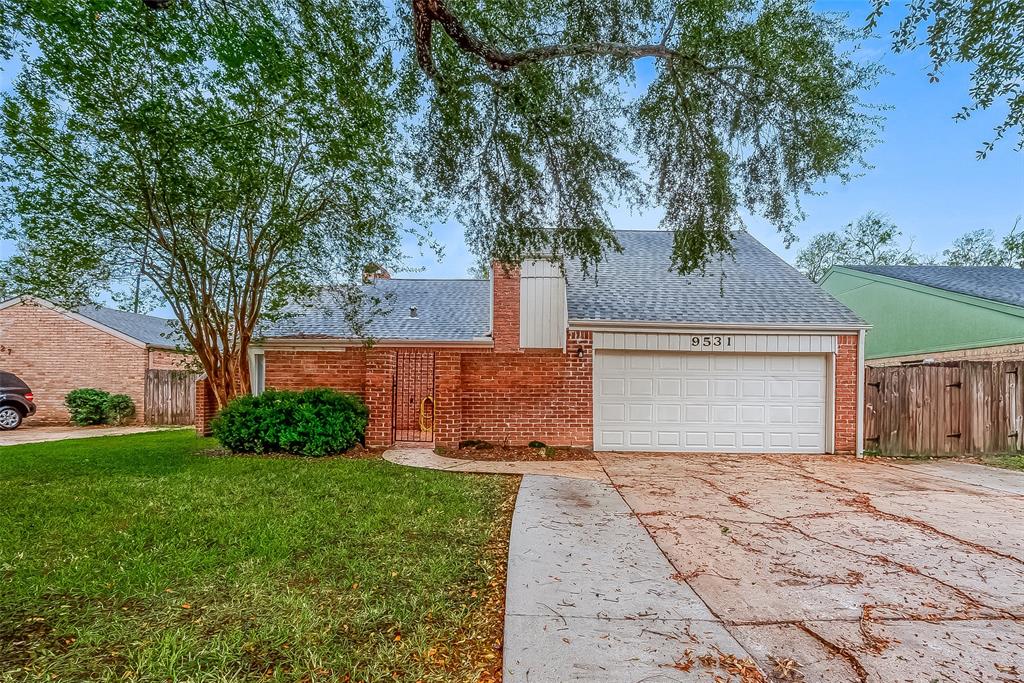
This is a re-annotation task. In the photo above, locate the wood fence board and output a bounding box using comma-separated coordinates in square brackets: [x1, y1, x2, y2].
[865, 361, 1024, 456]
[145, 369, 198, 425]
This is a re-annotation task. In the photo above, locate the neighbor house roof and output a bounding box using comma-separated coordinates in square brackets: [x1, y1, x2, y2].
[0, 295, 180, 349]
[842, 265, 1024, 310]
[75, 305, 179, 348]
[263, 279, 492, 342]
[565, 230, 865, 328]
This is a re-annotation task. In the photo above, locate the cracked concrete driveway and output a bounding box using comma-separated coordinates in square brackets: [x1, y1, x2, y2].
[601, 453, 1024, 682]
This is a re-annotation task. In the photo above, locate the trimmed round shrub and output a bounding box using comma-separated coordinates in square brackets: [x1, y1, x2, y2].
[104, 394, 136, 425]
[211, 389, 369, 457]
[65, 388, 111, 426]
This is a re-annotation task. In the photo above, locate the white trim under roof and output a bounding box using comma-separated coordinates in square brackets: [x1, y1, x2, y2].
[591, 331, 839, 353]
[0, 295, 150, 348]
[570, 319, 870, 333]
[256, 337, 494, 351]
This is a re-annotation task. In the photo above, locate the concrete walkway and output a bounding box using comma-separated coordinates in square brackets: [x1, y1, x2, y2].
[503, 475, 758, 681]
[0, 425, 181, 447]
[382, 446, 608, 481]
[383, 446, 761, 679]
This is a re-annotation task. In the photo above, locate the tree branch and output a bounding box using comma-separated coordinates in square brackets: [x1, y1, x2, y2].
[413, 0, 696, 79]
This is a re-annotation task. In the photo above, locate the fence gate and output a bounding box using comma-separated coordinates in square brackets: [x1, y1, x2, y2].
[145, 369, 199, 425]
[393, 351, 436, 442]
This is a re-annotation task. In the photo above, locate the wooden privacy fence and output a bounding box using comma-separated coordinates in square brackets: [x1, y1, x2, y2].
[145, 369, 199, 425]
[864, 361, 1024, 456]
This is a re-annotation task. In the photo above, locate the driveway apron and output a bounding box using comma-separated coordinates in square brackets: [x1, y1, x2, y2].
[599, 453, 1024, 683]
[503, 474, 758, 682]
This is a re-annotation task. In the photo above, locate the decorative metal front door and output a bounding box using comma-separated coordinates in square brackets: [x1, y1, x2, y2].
[393, 350, 436, 442]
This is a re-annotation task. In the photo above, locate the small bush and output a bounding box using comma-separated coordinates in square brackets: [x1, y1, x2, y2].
[105, 394, 136, 425]
[65, 389, 138, 426]
[211, 389, 369, 457]
[65, 388, 111, 426]
[543, 446, 557, 458]
[528, 440, 546, 448]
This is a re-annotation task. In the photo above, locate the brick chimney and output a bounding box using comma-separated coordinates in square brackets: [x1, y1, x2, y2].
[490, 261, 521, 353]
[362, 263, 391, 283]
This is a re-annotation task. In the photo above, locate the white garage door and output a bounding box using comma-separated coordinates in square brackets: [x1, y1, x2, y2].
[593, 351, 827, 453]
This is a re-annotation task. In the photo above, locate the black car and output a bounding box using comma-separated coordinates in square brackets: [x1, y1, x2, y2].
[0, 371, 36, 430]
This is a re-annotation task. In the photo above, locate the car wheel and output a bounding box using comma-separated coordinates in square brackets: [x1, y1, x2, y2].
[0, 406, 22, 430]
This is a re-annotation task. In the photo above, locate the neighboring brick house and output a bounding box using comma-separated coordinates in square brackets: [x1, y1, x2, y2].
[202, 230, 867, 454]
[0, 295, 191, 425]
[821, 265, 1024, 366]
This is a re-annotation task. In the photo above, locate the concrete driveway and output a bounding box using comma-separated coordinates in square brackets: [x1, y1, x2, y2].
[0, 424, 174, 446]
[600, 453, 1024, 682]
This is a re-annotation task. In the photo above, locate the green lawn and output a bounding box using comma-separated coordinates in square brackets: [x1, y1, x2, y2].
[0, 431, 515, 682]
[974, 454, 1024, 471]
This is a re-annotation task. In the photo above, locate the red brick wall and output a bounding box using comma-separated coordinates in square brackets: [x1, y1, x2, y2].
[264, 349, 367, 395]
[226, 325, 861, 453]
[0, 301, 149, 424]
[491, 263, 521, 353]
[364, 349, 395, 447]
[457, 330, 592, 447]
[195, 377, 216, 436]
[835, 334, 859, 454]
[434, 352, 462, 447]
[147, 349, 192, 371]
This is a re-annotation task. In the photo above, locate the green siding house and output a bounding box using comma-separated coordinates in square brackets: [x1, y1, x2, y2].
[819, 265, 1024, 365]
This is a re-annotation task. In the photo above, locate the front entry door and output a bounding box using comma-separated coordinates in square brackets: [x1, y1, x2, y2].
[393, 350, 436, 442]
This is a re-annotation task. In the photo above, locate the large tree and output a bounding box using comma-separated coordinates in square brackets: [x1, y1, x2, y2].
[795, 212, 919, 281]
[1, 0, 885, 405]
[0, 0, 407, 407]
[406, 0, 882, 272]
[942, 228, 1010, 266]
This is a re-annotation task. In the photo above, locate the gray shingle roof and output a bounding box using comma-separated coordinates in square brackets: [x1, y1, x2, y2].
[844, 265, 1024, 309]
[76, 305, 179, 348]
[565, 230, 865, 327]
[264, 279, 491, 341]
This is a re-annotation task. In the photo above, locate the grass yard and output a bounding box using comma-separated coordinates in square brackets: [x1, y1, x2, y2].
[0, 430, 516, 682]
[973, 453, 1024, 471]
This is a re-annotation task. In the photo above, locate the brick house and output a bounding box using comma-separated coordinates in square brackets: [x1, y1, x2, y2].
[201, 231, 867, 454]
[0, 295, 191, 425]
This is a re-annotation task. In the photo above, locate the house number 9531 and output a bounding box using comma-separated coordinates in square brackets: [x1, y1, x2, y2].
[690, 335, 733, 349]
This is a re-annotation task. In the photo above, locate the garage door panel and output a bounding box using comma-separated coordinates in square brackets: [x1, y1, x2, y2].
[594, 351, 827, 453]
[740, 405, 766, 423]
[629, 354, 654, 371]
[657, 378, 682, 396]
[684, 404, 709, 423]
[713, 379, 739, 397]
[656, 404, 681, 422]
[685, 355, 710, 371]
[685, 379, 709, 397]
[712, 355, 738, 371]
[741, 433, 765, 447]
[600, 378, 625, 396]
[711, 405, 739, 423]
[657, 431, 680, 446]
[796, 380, 823, 398]
[768, 405, 794, 424]
[599, 403, 626, 421]
[713, 432, 737, 447]
[628, 404, 654, 422]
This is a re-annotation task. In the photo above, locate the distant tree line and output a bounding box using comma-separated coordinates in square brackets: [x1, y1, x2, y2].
[795, 213, 1024, 282]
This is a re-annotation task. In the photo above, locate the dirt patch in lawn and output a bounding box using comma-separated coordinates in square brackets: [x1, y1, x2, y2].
[445, 443, 596, 462]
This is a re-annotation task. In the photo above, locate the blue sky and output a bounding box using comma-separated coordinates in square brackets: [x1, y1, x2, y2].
[3, 1, 1023, 283]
